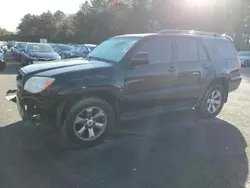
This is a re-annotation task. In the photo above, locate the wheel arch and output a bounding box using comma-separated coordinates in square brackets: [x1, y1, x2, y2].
[207, 77, 229, 103]
[57, 90, 120, 127]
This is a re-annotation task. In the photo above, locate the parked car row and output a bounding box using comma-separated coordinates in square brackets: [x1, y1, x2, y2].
[60, 44, 97, 59]
[10, 41, 97, 65]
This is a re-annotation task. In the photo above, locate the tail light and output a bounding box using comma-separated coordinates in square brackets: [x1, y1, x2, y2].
[238, 58, 241, 73]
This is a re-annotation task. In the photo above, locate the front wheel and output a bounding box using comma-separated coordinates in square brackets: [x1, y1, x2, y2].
[63, 97, 115, 147]
[196, 85, 225, 118]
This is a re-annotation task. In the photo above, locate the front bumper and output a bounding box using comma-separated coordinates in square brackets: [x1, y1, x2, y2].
[5, 90, 62, 124]
[6, 90, 27, 120]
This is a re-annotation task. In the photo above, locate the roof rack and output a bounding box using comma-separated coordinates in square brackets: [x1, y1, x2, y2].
[158, 29, 222, 37]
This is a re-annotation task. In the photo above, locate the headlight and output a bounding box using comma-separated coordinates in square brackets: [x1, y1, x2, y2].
[24, 77, 55, 93]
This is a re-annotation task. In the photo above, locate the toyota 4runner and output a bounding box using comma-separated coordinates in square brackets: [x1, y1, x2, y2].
[6, 30, 242, 146]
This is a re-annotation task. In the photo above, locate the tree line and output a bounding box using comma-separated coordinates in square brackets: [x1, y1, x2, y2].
[1, 0, 250, 50]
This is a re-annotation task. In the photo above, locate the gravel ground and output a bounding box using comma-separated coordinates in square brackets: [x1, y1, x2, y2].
[0, 53, 250, 188]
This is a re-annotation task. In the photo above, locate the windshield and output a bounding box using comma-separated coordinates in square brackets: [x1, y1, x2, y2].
[28, 44, 53, 52]
[56, 45, 72, 51]
[17, 43, 26, 49]
[87, 37, 142, 63]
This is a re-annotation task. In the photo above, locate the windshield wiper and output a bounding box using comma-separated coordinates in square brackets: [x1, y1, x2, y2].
[87, 56, 116, 63]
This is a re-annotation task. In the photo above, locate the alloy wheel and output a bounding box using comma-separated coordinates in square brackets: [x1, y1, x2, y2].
[206, 90, 222, 114]
[73, 107, 107, 141]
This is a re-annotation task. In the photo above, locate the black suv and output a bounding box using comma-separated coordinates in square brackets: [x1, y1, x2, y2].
[6, 30, 242, 146]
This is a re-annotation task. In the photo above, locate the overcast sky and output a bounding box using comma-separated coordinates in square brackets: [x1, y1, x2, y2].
[1, 0, 86, 32]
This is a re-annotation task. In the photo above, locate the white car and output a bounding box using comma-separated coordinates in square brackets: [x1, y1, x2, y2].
[238, 51, 250, 67]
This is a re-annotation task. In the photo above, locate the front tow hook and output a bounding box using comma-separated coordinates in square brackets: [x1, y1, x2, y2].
[5, 90, 17, 103]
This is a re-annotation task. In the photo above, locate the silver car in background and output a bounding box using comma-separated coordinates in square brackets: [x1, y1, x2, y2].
[238, 51, 250, 67]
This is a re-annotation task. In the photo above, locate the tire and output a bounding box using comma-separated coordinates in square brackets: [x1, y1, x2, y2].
[196, 84, 225, 119]
[62, 97, 115, 147]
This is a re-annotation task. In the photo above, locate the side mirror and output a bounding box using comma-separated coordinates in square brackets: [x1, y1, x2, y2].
[130, 52, 149, 66]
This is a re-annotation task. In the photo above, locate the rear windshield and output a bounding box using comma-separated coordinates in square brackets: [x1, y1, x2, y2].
[17, 43, 26, 49]
[56, 45, 72, 51]
[214, 39, 237, 59]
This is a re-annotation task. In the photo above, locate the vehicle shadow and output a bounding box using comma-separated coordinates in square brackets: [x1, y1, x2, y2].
[0, 112, 248, 188]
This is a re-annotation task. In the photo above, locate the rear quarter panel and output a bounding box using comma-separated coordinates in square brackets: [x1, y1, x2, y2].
[199, 38, 232, 96]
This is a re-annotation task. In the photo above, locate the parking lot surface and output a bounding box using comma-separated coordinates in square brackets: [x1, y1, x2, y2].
[1, 53, 250, 188]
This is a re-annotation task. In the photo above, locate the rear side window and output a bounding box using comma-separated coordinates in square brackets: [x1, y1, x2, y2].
[198, 44, 209, 61]
[134, 37, 172, 64]
[214, 39, 237, 59]
[176, 38, 198, 62]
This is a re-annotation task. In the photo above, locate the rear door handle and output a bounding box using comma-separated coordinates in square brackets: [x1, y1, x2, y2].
[167, 66, 175, 72]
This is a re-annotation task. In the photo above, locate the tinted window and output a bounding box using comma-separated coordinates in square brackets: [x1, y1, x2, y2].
[134, 37, 172, 64]
[176, 38, 198, 62]
[215, 39, 237, 59]
[198, 44, 209, 61]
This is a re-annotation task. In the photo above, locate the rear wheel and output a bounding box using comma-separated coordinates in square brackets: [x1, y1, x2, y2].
[63, 97, 115, 147]
[196, 84, 225, 118]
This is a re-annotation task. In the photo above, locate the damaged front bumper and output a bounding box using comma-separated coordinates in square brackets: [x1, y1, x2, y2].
[5, 89, 65, 126]
[6, 90, 27, 120]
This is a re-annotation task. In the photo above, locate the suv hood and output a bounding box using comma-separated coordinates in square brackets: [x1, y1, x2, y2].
[22, 58, 113, 76]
